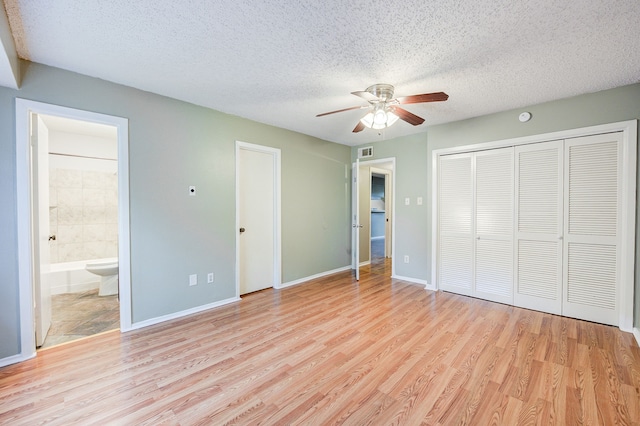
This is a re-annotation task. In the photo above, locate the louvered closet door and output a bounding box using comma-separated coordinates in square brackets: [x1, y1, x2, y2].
[474, 147, 514, 305]
[438, 153, 473, 296]
[562, 133, 622, 326]
[514, 141, 563, 315]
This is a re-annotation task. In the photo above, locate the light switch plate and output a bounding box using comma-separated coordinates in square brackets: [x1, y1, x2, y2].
[405, 197, 410, 205]
[417, 197, 423, 205]
[189, 185, 196, 196]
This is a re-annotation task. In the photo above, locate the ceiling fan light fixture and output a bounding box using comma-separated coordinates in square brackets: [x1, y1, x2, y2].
[373, 108, 387, 126]
[360, 107, 400, 130]
[386, 111, 399, 126]
[359, 112, 374, 128]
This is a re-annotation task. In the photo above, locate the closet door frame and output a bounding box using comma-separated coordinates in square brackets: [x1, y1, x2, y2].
[431, 120, 637, 331]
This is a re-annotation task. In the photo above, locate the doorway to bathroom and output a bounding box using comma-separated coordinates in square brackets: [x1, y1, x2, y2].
[16, 99, 131, 360]
[36, 113, 120, 348]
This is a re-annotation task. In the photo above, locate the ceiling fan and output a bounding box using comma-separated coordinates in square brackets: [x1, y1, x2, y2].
[316, 84, 449, 133]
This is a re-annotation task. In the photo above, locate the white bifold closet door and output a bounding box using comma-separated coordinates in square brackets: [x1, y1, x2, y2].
[562, 133, 622, 325]
[475, 148, 514, 304]
[438, 153, 474, 297]
[514, 140, 564, 315]
[438, 147, 514, 304]
[439, 132, 625, 326]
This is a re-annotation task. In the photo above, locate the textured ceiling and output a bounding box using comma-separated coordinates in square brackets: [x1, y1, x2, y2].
[3, 0, 640, 145]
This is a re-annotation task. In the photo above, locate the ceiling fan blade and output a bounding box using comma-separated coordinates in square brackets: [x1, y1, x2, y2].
[316, 105, 366, 117]
[390, 106, 425, 126]
[351, 91, 380, 102]
[395, 92, 449, 104]
[352, 121, 366, 133]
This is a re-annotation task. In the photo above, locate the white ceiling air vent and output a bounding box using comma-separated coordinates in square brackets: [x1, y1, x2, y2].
[358, 146, 373, 159]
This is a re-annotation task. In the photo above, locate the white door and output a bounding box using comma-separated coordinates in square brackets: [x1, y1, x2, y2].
[562, 133, 622, 325]
[32, 114, 52, 347]
[514, 140, 563, 315]
[438, 153, 474, 296]
[351, 160, 360, 280]
[238, 145, 279, 295]
[383, 171, 392, 258]
[474, 147, 514, 305]
[358, 165, 371, 265]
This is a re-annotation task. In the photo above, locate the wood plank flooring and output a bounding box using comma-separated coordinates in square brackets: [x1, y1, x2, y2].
[1, 261, 640, 425]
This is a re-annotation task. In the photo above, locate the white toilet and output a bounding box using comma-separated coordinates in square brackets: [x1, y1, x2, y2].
[86, 259, 119, 296]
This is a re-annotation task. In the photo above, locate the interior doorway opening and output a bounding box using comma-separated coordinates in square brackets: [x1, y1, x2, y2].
[15, 99, 131, 364]
[33, 113, 121, 349]
[353, 158, 395, 279]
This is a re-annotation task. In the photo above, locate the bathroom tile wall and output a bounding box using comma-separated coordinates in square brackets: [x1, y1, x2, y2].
[49, 167, 118, 263]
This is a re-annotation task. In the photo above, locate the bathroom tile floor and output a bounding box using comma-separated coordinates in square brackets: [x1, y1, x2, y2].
[40, 289, 119, 349]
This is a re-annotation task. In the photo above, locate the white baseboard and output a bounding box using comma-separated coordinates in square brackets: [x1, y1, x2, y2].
[391, 274, 434, 291]
[128, 296, 241, 331]
[359, 260, 371, 267]
[277, 265, 351, 289]
[0, 351, 36, 368]
[633, 327, 640, 346]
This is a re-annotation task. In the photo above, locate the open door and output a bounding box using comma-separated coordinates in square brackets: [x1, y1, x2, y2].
[31, 113, 52, 347]
[384, 170, 392, 258]
[351, 160, 361, 280]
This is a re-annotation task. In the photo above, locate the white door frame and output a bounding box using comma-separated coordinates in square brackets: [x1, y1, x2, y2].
[432, 120, 637, 331]
[235, 141, 282, 295]
[355, 157, 396, 277]
[352, 160, 360, 280]
[15, 99, 131, 363]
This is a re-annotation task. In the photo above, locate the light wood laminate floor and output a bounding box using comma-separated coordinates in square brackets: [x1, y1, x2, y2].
[1, 260, 639, 425]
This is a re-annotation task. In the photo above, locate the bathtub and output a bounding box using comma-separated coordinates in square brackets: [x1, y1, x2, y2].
[48, 258, 117, 295]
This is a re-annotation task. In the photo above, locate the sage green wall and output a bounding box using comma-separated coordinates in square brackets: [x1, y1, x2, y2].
[0, 61, 351, 359]
[354, 83, 640, 328]
[352, 133, 430, 280]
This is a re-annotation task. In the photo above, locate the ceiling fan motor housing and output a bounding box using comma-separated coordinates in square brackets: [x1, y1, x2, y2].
[366, 84, 394, 101]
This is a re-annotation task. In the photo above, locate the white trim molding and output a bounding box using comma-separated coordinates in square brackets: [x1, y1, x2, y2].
[0, 353, 35, 369]
[14, 99, 131, 366]
[392, 274, 433, 291]
[278, 266, 351, 289]
[129, 297, 241, 331]
[431, 119, 637, 332]
[633, 327, 640, 347]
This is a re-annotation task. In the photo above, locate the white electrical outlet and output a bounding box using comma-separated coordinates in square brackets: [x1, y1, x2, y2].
[189, 274, 197, 286]
[404, 255, 410, 263]
[417, 197, 423, 205]
[207, 272, 214, 283]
